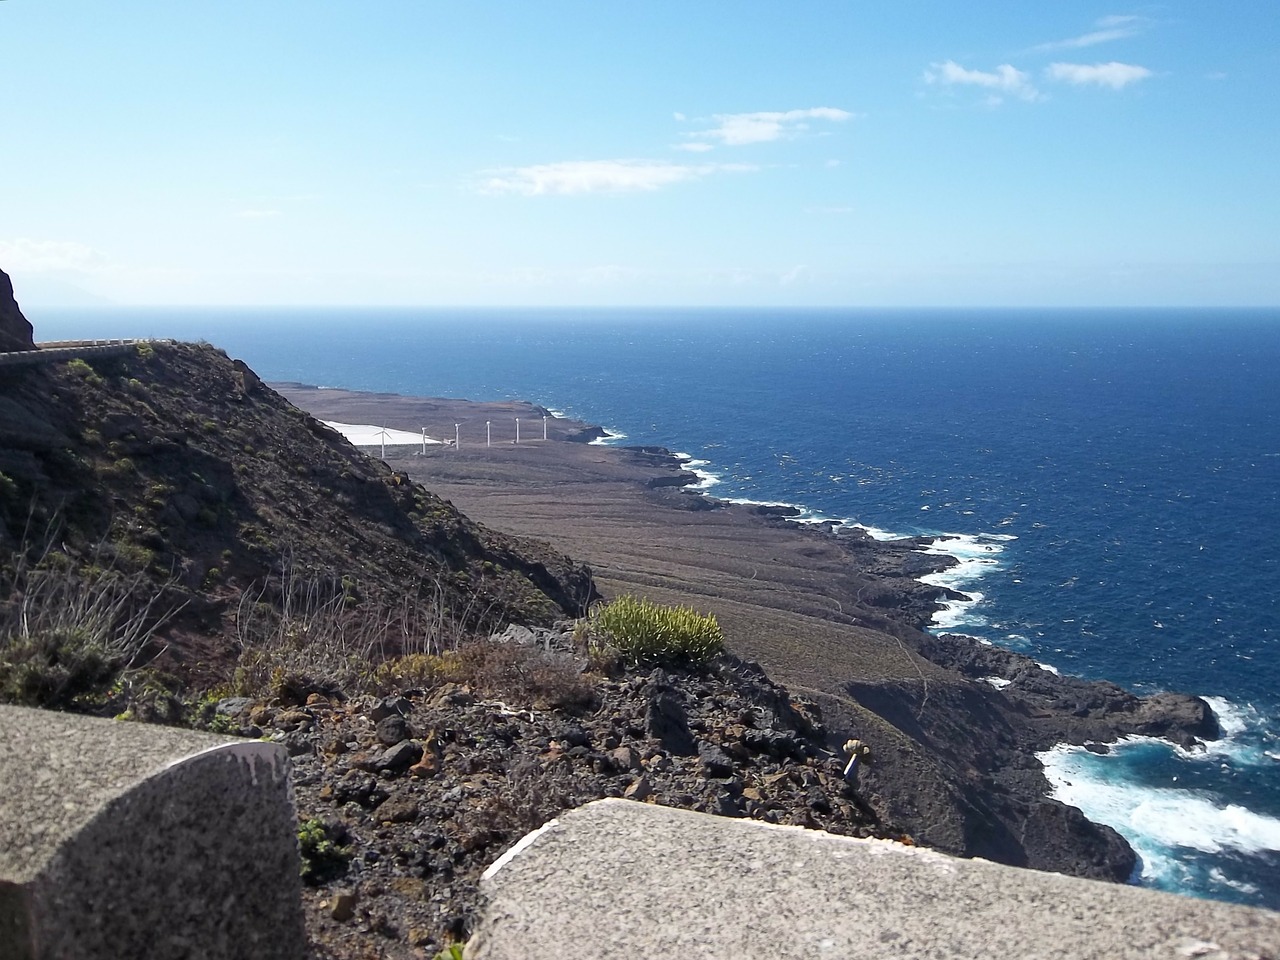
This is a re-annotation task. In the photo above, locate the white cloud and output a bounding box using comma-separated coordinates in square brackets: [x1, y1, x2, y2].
[1046, 61, 1152, 89]
[924, 61, 1042, 103]
[673, 112, 687, 122]
[824, 159, 843, 168]
[1035, 15, 1144, 51]
[672, 142, 715, 153]
[235, 209, 282, 219]
[0, 238, 106, 273]
[685, 107, 852, 148]
[476, 159, 754, 196]
[779, 265, 811, 286]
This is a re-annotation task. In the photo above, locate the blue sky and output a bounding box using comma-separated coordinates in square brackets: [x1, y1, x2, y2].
[2, 2, 1276, 308]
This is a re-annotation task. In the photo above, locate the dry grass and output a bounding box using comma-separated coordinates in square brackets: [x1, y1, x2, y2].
[228, 555, 581, 706]
[0, 537, 184, 708]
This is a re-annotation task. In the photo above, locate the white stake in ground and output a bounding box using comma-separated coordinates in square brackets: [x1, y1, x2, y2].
[454, 423, 460, 449]
[515, 417, 520, 444]
[486, 420, 491, 447]
[542, 415, 548, 440]
[421, 428, 426, 455]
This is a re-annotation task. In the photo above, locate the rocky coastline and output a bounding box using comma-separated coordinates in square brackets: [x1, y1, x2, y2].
[274, 383, 1220, 892]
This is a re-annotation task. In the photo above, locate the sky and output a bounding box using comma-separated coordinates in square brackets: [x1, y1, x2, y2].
[1, 2, 1277, 308]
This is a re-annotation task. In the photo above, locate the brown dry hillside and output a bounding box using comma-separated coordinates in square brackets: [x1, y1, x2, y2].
[0, 341, 594, 690]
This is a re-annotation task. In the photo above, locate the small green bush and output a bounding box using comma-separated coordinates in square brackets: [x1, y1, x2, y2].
[0, 630, 116, 708]
[297, 818, 350, 884]
[588, 595, 723, 665]
[64, 357, 104, 385]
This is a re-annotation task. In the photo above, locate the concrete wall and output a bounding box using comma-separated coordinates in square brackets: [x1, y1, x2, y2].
[0, 341, 159, 368]
[0, 706, 305, 960]
[469, 798, 1280, 960]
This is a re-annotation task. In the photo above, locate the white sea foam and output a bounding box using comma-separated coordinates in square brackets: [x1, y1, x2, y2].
[916, 533, 1010, 632]
[853, 523, 911, 541]
[1203, 696, 1250, 739]
[670, 452, 723, 490]
[1039, 741, 1280, 887]
[588, 427, 628, 445]
[1035, 662, 1061, 675]
[981, 676, 1012, 689]
[1208, 868, 1259, 896]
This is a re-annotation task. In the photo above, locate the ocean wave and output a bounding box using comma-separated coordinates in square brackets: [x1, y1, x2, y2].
[917, 533, 1010, 633]
[671, 452, 722, 490]
[588, 427, 628, 445]
[1040, 738, 1280, 897]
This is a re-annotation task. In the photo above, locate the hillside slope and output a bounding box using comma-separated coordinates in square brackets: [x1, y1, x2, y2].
[0, 341, 595, 690]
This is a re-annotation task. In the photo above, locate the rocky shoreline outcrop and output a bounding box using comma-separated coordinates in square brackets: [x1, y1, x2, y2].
[553, 440, 1221, 881]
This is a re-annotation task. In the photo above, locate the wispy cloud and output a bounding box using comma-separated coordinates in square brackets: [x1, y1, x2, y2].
[1046, 61, 1152, 89]
[779, 265, 811, 285]
[683, 108, 852, 148]
[476, 159, 755, 196]
[0, 238, 106, 273]
[235, 209, 282, 219]
[924, 60, 1042, 104]
[1034, 14, 1145, 51]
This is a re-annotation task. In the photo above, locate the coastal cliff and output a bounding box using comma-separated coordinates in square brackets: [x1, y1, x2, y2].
[276, 383, 1219, 885]
[0, 327, 1219, 955]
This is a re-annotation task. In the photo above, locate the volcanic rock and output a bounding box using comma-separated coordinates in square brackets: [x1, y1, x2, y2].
[0, 269, 35, 352]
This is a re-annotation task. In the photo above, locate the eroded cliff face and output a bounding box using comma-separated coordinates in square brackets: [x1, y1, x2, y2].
[0, 269, 35, 352]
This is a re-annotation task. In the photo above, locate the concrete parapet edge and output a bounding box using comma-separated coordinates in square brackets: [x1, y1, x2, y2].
[469, 797, 1280, 960]
[0, 706, 305, 960]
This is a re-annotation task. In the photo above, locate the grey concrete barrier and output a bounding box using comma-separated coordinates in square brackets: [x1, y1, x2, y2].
[0, 706, 305, 960]
[0, 340, 172, 368]
[468, 798, 1280, 960]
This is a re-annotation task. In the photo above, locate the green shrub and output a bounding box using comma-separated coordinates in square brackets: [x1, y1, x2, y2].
[64, 357, 104, 385]
[1, 549, 184, 710]
[297, 818, 350, 884]
[0, 629, 116, 708]
[588, 595, 723, 665]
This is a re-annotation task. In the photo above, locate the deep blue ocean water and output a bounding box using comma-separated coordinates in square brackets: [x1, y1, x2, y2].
[38, 306, 1280, 908]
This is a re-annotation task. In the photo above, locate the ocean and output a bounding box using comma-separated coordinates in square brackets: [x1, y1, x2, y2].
[36, 305, 1280, 908]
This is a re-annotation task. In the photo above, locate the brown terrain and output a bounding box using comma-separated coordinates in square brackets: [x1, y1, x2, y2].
[275, 383, 1219, 884]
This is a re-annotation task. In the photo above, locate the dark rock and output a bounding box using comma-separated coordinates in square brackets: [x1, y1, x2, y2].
[232, 358, 262, 394]
[376, 715, 411, 746]
[0, 269, 35, 352]
[214, 697, 255, 716]
[623, 777, 652, 800]
[697, 742, 735, 778]
[378, 792, 421, 824]
[610, 746, 642, 772]
[376, 740, 423, 772]
[558, 725, 590, 748]
[370, 696, 412, 722]
[644, 687, 696, 757]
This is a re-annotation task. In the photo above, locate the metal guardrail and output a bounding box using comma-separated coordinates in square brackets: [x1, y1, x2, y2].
[0, 338, 171, 368]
